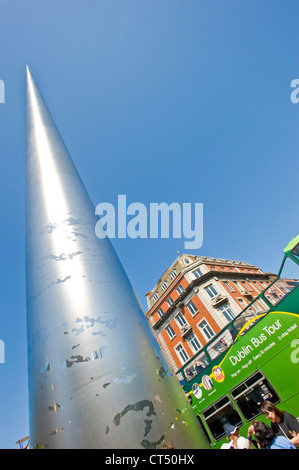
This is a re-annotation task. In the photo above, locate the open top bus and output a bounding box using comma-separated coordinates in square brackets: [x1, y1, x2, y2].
[176, 235, 299, 448]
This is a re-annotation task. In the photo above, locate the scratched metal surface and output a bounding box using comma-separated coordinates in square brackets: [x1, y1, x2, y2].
[25, 67, 208, 449]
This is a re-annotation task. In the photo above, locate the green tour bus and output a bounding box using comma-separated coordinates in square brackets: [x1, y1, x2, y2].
[177, 235, 299, 448]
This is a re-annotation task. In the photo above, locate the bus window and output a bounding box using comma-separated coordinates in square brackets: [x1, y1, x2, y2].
[183, 351, 210, 382]
[202, 396, 243, 441]
[207, 327, 236, 361]
[233, 299, 269, 334]
[231, 372, 280, 421]
[264, 257, 299, 306]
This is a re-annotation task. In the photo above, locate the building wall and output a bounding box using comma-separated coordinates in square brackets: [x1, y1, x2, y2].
[145, 255, 274, 372]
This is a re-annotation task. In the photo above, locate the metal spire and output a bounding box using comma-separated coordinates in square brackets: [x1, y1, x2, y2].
[25, 66, 207, 449]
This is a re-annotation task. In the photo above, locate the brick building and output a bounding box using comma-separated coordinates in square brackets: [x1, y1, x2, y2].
[145, 253, 276, 373]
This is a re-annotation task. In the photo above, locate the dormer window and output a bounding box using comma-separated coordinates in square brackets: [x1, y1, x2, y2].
[157, 308, 164, 318]
[177, 284, 184, 295]
[153, 292, 159, 302]
[193, 268, 203, 278]
[161, 282, 168, 292]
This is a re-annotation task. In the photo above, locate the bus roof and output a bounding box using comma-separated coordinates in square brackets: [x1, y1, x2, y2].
[283, 234, 299, 254]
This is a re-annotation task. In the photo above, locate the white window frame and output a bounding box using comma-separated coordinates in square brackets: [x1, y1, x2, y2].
[175, 312, 187, 328]
[161, 281, 168, 292]
[238, 298, 247, 309]
[175, 343, 189, 364]
[204, 284, 218, 299]
[188, 332, 201, 353]
[187, 300, 198, 316]
[219, 303, 235, 322]
[223, 281, 234, 292]
[176, 284, 184, 295]
[157, 308, 164, 318]
[198, 319, 215, 342]
[165, 324, 176, 339]
[193, 268, 203, 278]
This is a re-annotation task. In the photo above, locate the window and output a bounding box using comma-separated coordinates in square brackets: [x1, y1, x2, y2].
[176, 344, 189, 364]
[176, 284, 184, 295]
[161, 282, 167, 292]
[223, 281, 234, 292]
[187, 300, 198, 316]
[238, 298, 247, 309]
[243, 281, 253, 292]
[165, 324, 175, 339]
[167, 296, 174, 307]
[231, 372, 280, 421]
[207, 327, 237, 361]
[219, 303, 235, 322]
[193, 268, 203, 278]
[233, 281, 241, 291]
[170, 269, 177, 280]
[157, 308, 164, 318]
[198, 319, 215, 341]
[153, 293, 159, 302]
[188, 333, 201, 353]
[203, 396, 243, 441]
[176, 312, 187, 328]
[204, 284, 218, 299]
[184, 351, 210, 381]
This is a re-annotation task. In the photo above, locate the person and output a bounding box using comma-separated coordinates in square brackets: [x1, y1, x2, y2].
[162, 440, 176, 449]
[218, 338, 228, 353]
[221, 425, 250, 449]
[248, 420, 296, 449]
[194, 358, 204, 374]
[185, 367, 194, 379]
[260, 401, 299, 448]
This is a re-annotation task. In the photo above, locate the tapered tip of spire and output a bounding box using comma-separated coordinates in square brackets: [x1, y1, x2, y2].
[26, 65, 35, 91]
[26, 65, 51, 131]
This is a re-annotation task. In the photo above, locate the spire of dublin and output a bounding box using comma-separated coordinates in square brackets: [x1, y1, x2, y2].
[25, 67, 208, 449]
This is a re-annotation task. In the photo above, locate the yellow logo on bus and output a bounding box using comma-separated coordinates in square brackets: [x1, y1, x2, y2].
[212, 366, 225, 383]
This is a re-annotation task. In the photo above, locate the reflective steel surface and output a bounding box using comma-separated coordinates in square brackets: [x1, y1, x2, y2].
[25, 66, 208, 449]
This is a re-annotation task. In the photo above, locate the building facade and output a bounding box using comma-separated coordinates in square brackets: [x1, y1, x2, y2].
[145, 253, 276, 373]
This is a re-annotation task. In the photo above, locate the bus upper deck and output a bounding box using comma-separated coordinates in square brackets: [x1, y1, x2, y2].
[176, 235, 299, 447]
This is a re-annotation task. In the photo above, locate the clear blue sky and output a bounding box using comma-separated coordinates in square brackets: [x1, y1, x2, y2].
[0, 0, 298, 449]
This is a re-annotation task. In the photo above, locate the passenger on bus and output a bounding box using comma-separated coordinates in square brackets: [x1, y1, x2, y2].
[194, 359, 204, 374]
[248, 420, 296, 449]
[220, 425, 250, 449]
[260, 401, 299, 448]
[185, 367, 195, 379]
